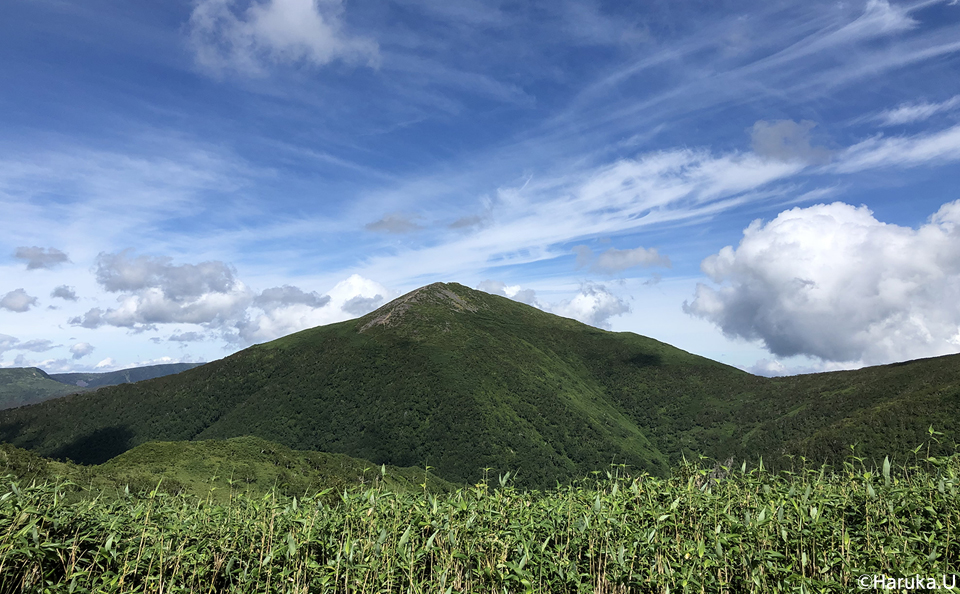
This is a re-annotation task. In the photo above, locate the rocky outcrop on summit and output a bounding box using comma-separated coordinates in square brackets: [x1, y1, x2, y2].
[359, 282, 481, 333]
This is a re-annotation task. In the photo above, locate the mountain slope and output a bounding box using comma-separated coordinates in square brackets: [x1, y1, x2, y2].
[0, 282, 957, 488]
[0, 283, 751, 486]
[0, 363, 206, 410]
[0, 436, 454, 501]
[49, 362, 204, 390]
[0, 368, 83, 410]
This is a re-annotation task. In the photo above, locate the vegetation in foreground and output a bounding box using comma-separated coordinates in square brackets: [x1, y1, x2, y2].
[1, 451, 957, 593]
[0, 437, 455, 503]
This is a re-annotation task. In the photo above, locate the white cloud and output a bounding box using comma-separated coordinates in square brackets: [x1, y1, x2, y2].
[844, 0, 918, 38]
[94, 357, 116, 369]
[550, 284, 630, 329]
[832, 124, 960, 173]
[1, 289, 38, 313]
[236, 274, 392, 343]
[477, 280, 542, 307]
[477, 280, 629, 329]
[0, 334, 18, 353]
[574, 245, 671, 273]
[169, 331, 206, 342]
[877, 95, 960, 126]
[356, 147, 805, 286]
[18, 339, 57, 352]
[70, 250, 253, 330]
[0, 335, 57, 356]
[51, 285, 78, 301]
[685, 200, 960, 365]
[13, 246, 69, 270]
[70, 342, 95, 359]
[189, 0, 379, 75]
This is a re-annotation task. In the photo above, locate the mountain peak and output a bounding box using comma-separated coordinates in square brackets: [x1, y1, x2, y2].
[358, 282, 482, 333]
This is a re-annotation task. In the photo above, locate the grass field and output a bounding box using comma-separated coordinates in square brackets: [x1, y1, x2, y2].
[1, 450, 957, 593]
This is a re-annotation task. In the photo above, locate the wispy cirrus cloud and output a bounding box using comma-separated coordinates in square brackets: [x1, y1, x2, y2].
[877, 95, 960, 126]
[831, 123, 960, 173]
[189, 0, 379, 75]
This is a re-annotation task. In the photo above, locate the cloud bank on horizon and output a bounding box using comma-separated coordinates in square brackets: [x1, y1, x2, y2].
[2, 0, 960, 375]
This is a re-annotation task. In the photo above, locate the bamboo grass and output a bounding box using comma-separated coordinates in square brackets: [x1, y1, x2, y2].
[1, 454, 958, 593]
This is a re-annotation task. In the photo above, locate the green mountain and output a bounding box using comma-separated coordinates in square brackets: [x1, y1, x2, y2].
[49, 362, 204, 390]
[0, 363, 204, 410]
[0, 436, 453, 501]
[0, 282, 957, 489]
[0, 367, 83, 410]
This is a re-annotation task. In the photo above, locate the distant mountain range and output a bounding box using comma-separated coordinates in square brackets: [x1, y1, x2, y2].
[0, 363, 203, 410]
[0, 282, 957, 489]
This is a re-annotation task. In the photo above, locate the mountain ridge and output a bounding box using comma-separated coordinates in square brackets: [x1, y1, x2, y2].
[0, 362, 204, 410]
[0, 282, 957, 488]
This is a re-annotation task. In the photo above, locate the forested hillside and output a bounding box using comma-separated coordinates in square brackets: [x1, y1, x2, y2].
[0, 283, 957, 489]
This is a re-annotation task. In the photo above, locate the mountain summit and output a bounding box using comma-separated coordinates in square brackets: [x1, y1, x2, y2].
[1, 282, 959, 488]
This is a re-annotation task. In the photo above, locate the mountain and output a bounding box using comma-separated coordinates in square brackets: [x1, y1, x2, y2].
[0, 436, 454, 501]
[0, 282, 957, 489]
[0, 367, 83, 410]
[49, 362, 204, 390]
[0, 363, 204, 410]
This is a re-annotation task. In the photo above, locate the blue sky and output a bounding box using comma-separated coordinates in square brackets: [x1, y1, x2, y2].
[2, 0, 960, 375]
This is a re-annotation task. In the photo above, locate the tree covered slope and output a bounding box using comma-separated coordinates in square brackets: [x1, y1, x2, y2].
[0, 363, 205, 410]
[0, 368, 83, 410]
[0, 282, 957, 488]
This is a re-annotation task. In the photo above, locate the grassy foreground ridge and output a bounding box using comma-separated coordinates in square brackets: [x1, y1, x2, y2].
[1, 452, 957, 593]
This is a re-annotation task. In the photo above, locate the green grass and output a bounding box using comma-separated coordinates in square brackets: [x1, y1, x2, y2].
[1, 452, 957, 593]
[0, 437, 455, 504]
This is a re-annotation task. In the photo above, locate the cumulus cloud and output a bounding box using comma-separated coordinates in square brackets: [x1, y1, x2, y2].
[94, 358, 116, 370]
[478, 281, 629, 328]
[1, 289, 38, 313]
[749, 120, 831, 165]
[685, 200, 960, 365]
[477, 280, 541, 306]
[70, 342, 95, 360]
[0, 334, 18, 353]
[235, 274, 391, 343]
[878, 96, 960, 126]
[0, 335, 59, 360]
[13, 246, 69, 270]
[365, 213, 423, 234]
[550, 284, 630, 329]
[574, 245, 670, 273]
[69, 308, 104, 329]
[71, 250, 253, 330]
[18, 339, 57, 352]
[51, 285, 78, 301]
[255, 285, 330, 309]
[189, 0, 379, 75]
[342, 294, 384, 315]
[169, 331, 206, 343]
